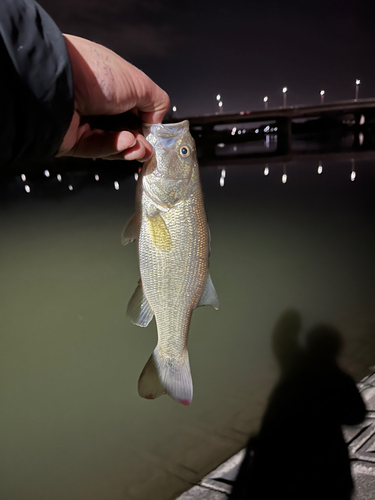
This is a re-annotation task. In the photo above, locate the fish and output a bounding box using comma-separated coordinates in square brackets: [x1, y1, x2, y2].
[121, 120, 219, 406]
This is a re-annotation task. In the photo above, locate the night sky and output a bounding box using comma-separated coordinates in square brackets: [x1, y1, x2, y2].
[39, 0, 375, 117]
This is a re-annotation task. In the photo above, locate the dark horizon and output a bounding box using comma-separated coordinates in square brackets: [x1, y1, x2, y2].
[37, 0, 375, 117]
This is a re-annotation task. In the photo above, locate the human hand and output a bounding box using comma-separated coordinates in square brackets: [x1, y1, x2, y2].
[57, 35, 170, 161]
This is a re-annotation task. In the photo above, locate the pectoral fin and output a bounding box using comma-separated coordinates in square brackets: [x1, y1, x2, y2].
[198, 274, 219, 310]
[121, 214, 138, 246]
[148, 213, 172, 252]
[126, 280, 154, 327]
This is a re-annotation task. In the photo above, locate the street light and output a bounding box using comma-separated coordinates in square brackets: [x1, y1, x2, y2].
[355, 79, 360, 101]
[282, 87, 287, 108]
[263, 96, 268, 110]
[216, 94, 223, 113]
[320, 90, 325, 104]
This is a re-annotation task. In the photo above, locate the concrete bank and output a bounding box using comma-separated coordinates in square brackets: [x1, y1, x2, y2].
[176, 372, 375, 500]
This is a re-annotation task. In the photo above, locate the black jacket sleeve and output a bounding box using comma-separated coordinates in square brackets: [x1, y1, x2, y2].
[0, 0, 74, 170]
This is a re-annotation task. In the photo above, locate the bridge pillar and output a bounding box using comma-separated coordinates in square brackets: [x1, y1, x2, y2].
[276, 117, 292, 156]
[199, 124, 216, 159]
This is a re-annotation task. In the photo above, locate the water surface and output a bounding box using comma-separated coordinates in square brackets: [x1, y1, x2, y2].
[0, 159, 375, 499]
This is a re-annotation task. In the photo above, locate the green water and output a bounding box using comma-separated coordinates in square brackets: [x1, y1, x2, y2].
[1, 161, 375, 499]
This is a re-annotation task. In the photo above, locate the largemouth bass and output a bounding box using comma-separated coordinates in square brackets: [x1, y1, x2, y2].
[122, 120, 219, 406]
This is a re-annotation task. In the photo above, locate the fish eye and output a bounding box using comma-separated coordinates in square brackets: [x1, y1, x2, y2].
[179, 146, 191, 158]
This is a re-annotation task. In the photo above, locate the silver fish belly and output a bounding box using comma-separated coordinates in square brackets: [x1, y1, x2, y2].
[122, 120, 218, 405]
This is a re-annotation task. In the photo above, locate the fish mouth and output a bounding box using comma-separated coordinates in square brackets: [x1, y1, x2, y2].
[143, 120, 190, 139]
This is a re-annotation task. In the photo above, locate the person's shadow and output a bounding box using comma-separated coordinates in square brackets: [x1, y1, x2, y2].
[229, 310, 367, 500]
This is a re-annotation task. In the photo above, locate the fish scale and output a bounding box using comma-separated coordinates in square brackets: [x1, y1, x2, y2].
[140, 195, 207, 352]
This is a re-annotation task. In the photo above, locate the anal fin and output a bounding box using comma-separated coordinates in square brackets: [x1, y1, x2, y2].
[126, 280, 154, 327]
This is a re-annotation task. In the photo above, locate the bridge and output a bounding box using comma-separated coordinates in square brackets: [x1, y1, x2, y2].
[172, 98, 375, 166]
[5, 98, 375, 179]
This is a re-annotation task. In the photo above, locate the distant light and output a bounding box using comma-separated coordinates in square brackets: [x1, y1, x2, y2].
[57, 174, 62, 182]
[351, 158, 356, 181]
[238, 130, 242, 135]
[68, 185, 73, 191]
[356, 79, 361, 86]
[263, 96, 268, 102]
[44, 169, 50, 177]
[114, 181, 120, 190]
[217, 143, 225, 147]
[231, 127, 237, 135]
[242, 129, 246, 133]
[95, 174, 99, 181]
[264, 125, 270, 132]
[255, 128, 259, 133]
[359, 132, 364, 145]
[274, 126, 278, 132]
[216, 94, 221, 101]
[21, 174, 26, 182]
[317, 162, 323, 174]
[282, 87, 287, 93]
[172, 106, 177, 112]
[233, 145, 237, 152]
[134, 172, 139, 181]
[264, 167, 269, 176]
[320, 90, 325, 96]
[221, 169, 226, 178]
[219, 177, 225, 187]
[360, 115, 365, 125]
[282, 174, 287, 184]
[218, 101, 223, 107]
[24, 184, 30, 193]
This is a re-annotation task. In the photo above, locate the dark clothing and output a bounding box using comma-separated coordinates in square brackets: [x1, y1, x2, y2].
[0, 0, 73, 170]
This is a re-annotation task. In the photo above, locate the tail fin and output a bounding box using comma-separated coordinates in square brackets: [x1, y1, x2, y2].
[138, 354, 165, 400]
[138, 348, 193, 406]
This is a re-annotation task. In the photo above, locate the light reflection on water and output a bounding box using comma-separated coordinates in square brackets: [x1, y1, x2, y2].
[1, 159, 375, 499]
